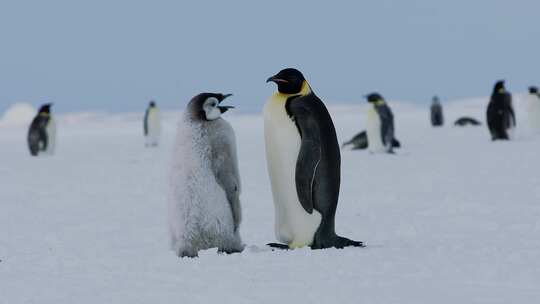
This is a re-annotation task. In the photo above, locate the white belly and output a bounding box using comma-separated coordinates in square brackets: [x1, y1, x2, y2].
[366, 106, 384, 153]
[146, 110, 161, 145]
[528, 96, 540, 133]
[45, 118, 56, 155]
[263, 94, 322, 247]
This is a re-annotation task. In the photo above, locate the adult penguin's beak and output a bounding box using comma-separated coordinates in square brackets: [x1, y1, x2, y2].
[266, 75, 288, 84]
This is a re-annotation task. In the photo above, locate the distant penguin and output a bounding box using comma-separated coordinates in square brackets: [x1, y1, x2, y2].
[27, 103, 56, 156]
[143, 101, 161, 147]
[454, 117, 482, 126]
[486, 80, 516, 140]
[526, 86, 540, 133]
[342, 130, 401, 150]
[168, 93, 243, 258]
[365, 93, 395, 153]
[264, 68, 363, 249]
[342, 131, 369, 150]
[430, 96, 444, 127]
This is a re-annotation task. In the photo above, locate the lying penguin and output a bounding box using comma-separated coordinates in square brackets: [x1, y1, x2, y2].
[342, 130, 401, 150]
[454, 117, 482, 126]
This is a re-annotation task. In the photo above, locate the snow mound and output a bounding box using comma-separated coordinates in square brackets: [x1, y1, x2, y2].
[0, 103, 36, 127]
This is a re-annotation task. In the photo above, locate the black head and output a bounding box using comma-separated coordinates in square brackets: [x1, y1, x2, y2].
[529, 86, 538, 94]
[365, 92, 385, 103]
[493, 80, 505, 94]
[187, 93, 234, 121]
[266, 68, 306, 94]
[149, 101, 156, 107]
[38, 103, 53, 114]
[432, 95, 440, 103]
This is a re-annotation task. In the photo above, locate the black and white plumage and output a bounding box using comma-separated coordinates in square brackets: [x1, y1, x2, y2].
[486, 80, 516, 140]
[168, 93, 243, 257]
[27, 103, 56, 156]
[365, 93, 395, 153]
[430, 96, 444, 127]
[264, 68, 363, 250]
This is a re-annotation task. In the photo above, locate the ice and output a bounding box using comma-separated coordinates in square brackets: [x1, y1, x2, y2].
[1, 98, 539, 303]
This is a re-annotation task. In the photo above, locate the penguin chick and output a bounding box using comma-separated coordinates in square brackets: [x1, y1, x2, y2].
[168, 93, 243, 258]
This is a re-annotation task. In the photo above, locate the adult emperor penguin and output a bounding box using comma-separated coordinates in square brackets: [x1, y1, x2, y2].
[486, 80, 516, 140]
[526, 86, 540, 133]
[143, 100, 161, 147]
[365, 93, 395, 153]
[168, 93, 243, 258]
[27, 103, 56, 156]
[264, 68, 363, 249]
[430, 95, 444, 127]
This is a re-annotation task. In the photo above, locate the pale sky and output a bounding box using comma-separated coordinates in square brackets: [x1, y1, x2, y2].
[1, 0, 539, 113]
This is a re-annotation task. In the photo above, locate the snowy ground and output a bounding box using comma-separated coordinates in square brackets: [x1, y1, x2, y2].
[1, 97, 540, 303]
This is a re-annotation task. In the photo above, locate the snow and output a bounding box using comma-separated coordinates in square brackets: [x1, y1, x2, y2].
[0, 103, 36, 128]
[1, 97, 540, 303]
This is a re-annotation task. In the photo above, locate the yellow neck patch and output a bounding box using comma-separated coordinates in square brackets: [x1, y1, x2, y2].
[498, 88, 505, 94]
[274, 80, 312, 100]
[375, 100, 385, 106]
[39, 112, 50, 117]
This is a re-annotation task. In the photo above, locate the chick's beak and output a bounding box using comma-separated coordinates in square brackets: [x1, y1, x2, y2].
[218, 105, 234, 113]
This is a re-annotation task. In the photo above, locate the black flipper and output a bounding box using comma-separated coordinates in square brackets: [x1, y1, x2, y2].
[286, 92, 363, 249]
[27, 114, 50, 156]
[143, 108, 150, 136]
[285, 96, 320, 214]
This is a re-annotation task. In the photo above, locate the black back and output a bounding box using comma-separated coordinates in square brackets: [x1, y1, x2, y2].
[375, 103, 395, 148]
[143, 102, 155, 136]
[27, 113, 50, 156]
[486, 82, 515, 140]
[285, 91, 341, 238]
[430, 99, 444, 127]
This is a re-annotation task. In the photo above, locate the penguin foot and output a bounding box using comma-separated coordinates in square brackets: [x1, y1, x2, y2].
[176, 246, 199, 258]
[333, 236, 365, 249]
[266, 243, 290, 250]
[311, 235, 365, 249]
[178, 250, 199, 258]
[218, 243, 245, 255]
[218, 248, 243, 255]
